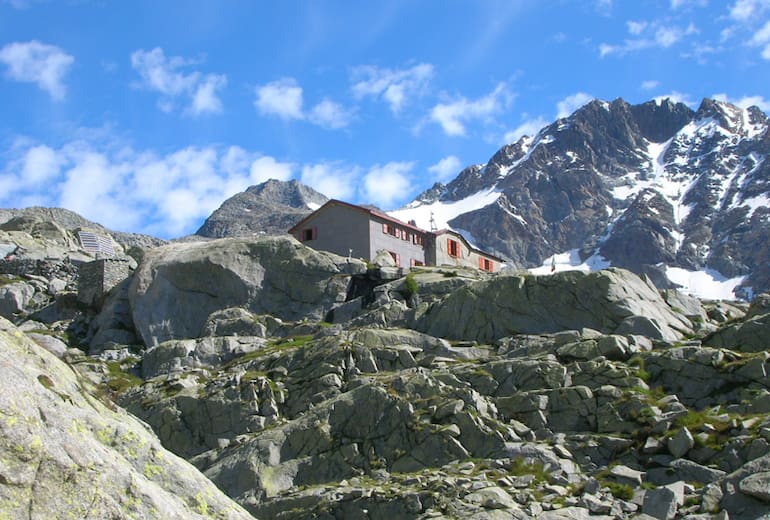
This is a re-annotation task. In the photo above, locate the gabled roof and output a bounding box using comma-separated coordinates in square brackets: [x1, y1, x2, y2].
[288, 199, 504, 262]
[433, 228, 505, 262]
[288, 199, 427, 234]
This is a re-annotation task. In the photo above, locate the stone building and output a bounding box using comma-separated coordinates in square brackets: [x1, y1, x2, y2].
[289, 199, 502, 271]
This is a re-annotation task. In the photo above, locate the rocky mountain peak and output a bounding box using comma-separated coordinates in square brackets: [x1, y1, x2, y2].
[394, 96, 769, 298]
[196, 179, 328, 238]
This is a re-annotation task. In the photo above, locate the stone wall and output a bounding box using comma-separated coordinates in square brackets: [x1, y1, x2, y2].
[0, 258, 79, 289]
[77, 258, 130, 306]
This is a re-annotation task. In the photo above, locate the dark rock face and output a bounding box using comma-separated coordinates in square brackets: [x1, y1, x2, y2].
[195, 179, 328, 238]
[401, 97, 770, 296]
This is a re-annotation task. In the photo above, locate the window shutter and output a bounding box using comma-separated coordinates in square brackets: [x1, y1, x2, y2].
[395, 253, 401, 266]
[479, 257, 484, 269]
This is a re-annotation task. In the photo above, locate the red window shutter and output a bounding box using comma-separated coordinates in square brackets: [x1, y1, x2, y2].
[383, 223, 389, 234]
[479, 257, 484, 269]
[410, 258, 416, 267]
[395, 253, 401, 266]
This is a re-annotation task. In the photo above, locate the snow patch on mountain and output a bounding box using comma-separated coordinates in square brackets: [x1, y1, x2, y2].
[529, 250, 610, 275]
[665, 266, 746, 301]
[389, 188, 502, 231]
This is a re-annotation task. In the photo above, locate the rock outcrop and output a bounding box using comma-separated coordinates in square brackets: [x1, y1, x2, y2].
[0, 317, 252, 519]
[417, 268, 692, 342]
[129, 236, 366, 346]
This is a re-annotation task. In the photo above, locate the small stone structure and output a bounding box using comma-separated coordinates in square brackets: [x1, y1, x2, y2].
[78, 258, 130, 307]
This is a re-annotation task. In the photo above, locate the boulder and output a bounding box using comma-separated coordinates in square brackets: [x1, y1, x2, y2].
[129, 236, 366, 345]
[0, 317, 252, 519]
[0, 281, 35, 318]
[418, 268, 690, 342]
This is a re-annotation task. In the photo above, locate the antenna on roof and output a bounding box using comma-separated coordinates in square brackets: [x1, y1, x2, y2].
[429, 211, 437, 231]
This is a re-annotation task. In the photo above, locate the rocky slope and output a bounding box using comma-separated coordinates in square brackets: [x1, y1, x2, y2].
[195, 178, 328, 238]
[397, 97, 770, 298]
[0, 316, 253, 519]
[2, 225, 770, 519]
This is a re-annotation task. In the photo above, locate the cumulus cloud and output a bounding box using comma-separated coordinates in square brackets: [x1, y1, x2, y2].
[130, 47, 226, 116]
[557, 92, 594, 119]
[309, 98, 353, 129]
[428, 156, 462, 183]
[729, 0, 770, 21]
[429, 83, 513, 137]
[653, 91, 696, 107]
[254, 78, 351, 129]
[361, 162, 414, 208]
[0, 136, 307, 237]
[0, 40, 74, 100]
[599, 20, 698, 57]
[747, 19, 770, 58]
[712, 92, 770, 111]
[503, 116, 550, 143]
[300, 162, 359, 201]
[351, 63, 434, 114]
[254, 78, 304, 120]
[190, 74, 227, 116]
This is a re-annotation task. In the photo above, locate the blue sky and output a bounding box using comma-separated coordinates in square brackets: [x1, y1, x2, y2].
[0, 0, 768, 238]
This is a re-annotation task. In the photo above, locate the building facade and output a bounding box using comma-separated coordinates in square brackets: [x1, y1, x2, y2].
[289, 200, 501, 272]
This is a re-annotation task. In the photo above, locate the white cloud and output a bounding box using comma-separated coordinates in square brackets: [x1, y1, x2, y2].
[190, 74, 227, 115]
[712, 92, 770, 111]
[254, 79, 352, 129]
[361, 162, 414, 208]
[599, 21, 698, 57]
[249, 156, 294, 184]
[670, 0, 707, 9]
[428, 156, 462, 183]
[351, 63, 434, 114]
[0, 40, 74, 100]
[557, 92, 594, 119]
[254, 78, 304, 120]
[429, 83, 513, 137]
[0, 136, 308, 237]
[300, 162, 359, 200]
[654, 91, 696, 107]
[308, 98, 353, 129]
[21, 145, 61, 184]
[130, 47, 226, 116]
[503, 116, 549, 143]
[730, 0, 770, 21]
[641, 79, 660, 90]
[627, 20, 648, 35]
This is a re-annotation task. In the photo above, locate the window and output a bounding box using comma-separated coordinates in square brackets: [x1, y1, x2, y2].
[402, 230, 410, 241]
[413, 234, 424, 246]
[389, 251, 401, 266]
[411, 259, 424, 267]
[383, 223, 391, 234]
[447, 238, 460, 258]
[301, 228, 317, 241]
[479, 257, 494, 272]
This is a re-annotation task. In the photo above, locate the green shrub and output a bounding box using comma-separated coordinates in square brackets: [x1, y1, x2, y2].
[403, 273, 418, 299]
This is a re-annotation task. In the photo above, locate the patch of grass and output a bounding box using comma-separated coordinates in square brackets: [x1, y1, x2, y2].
[605, 481, 635, 500]
[105, 360, 143, 393]
[0, 274, 21, 286]
[403, 273, 418, 299]
[628, 356, 651, 383]
[225, 334, 315, 369]
[508, 458, 551, 484]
